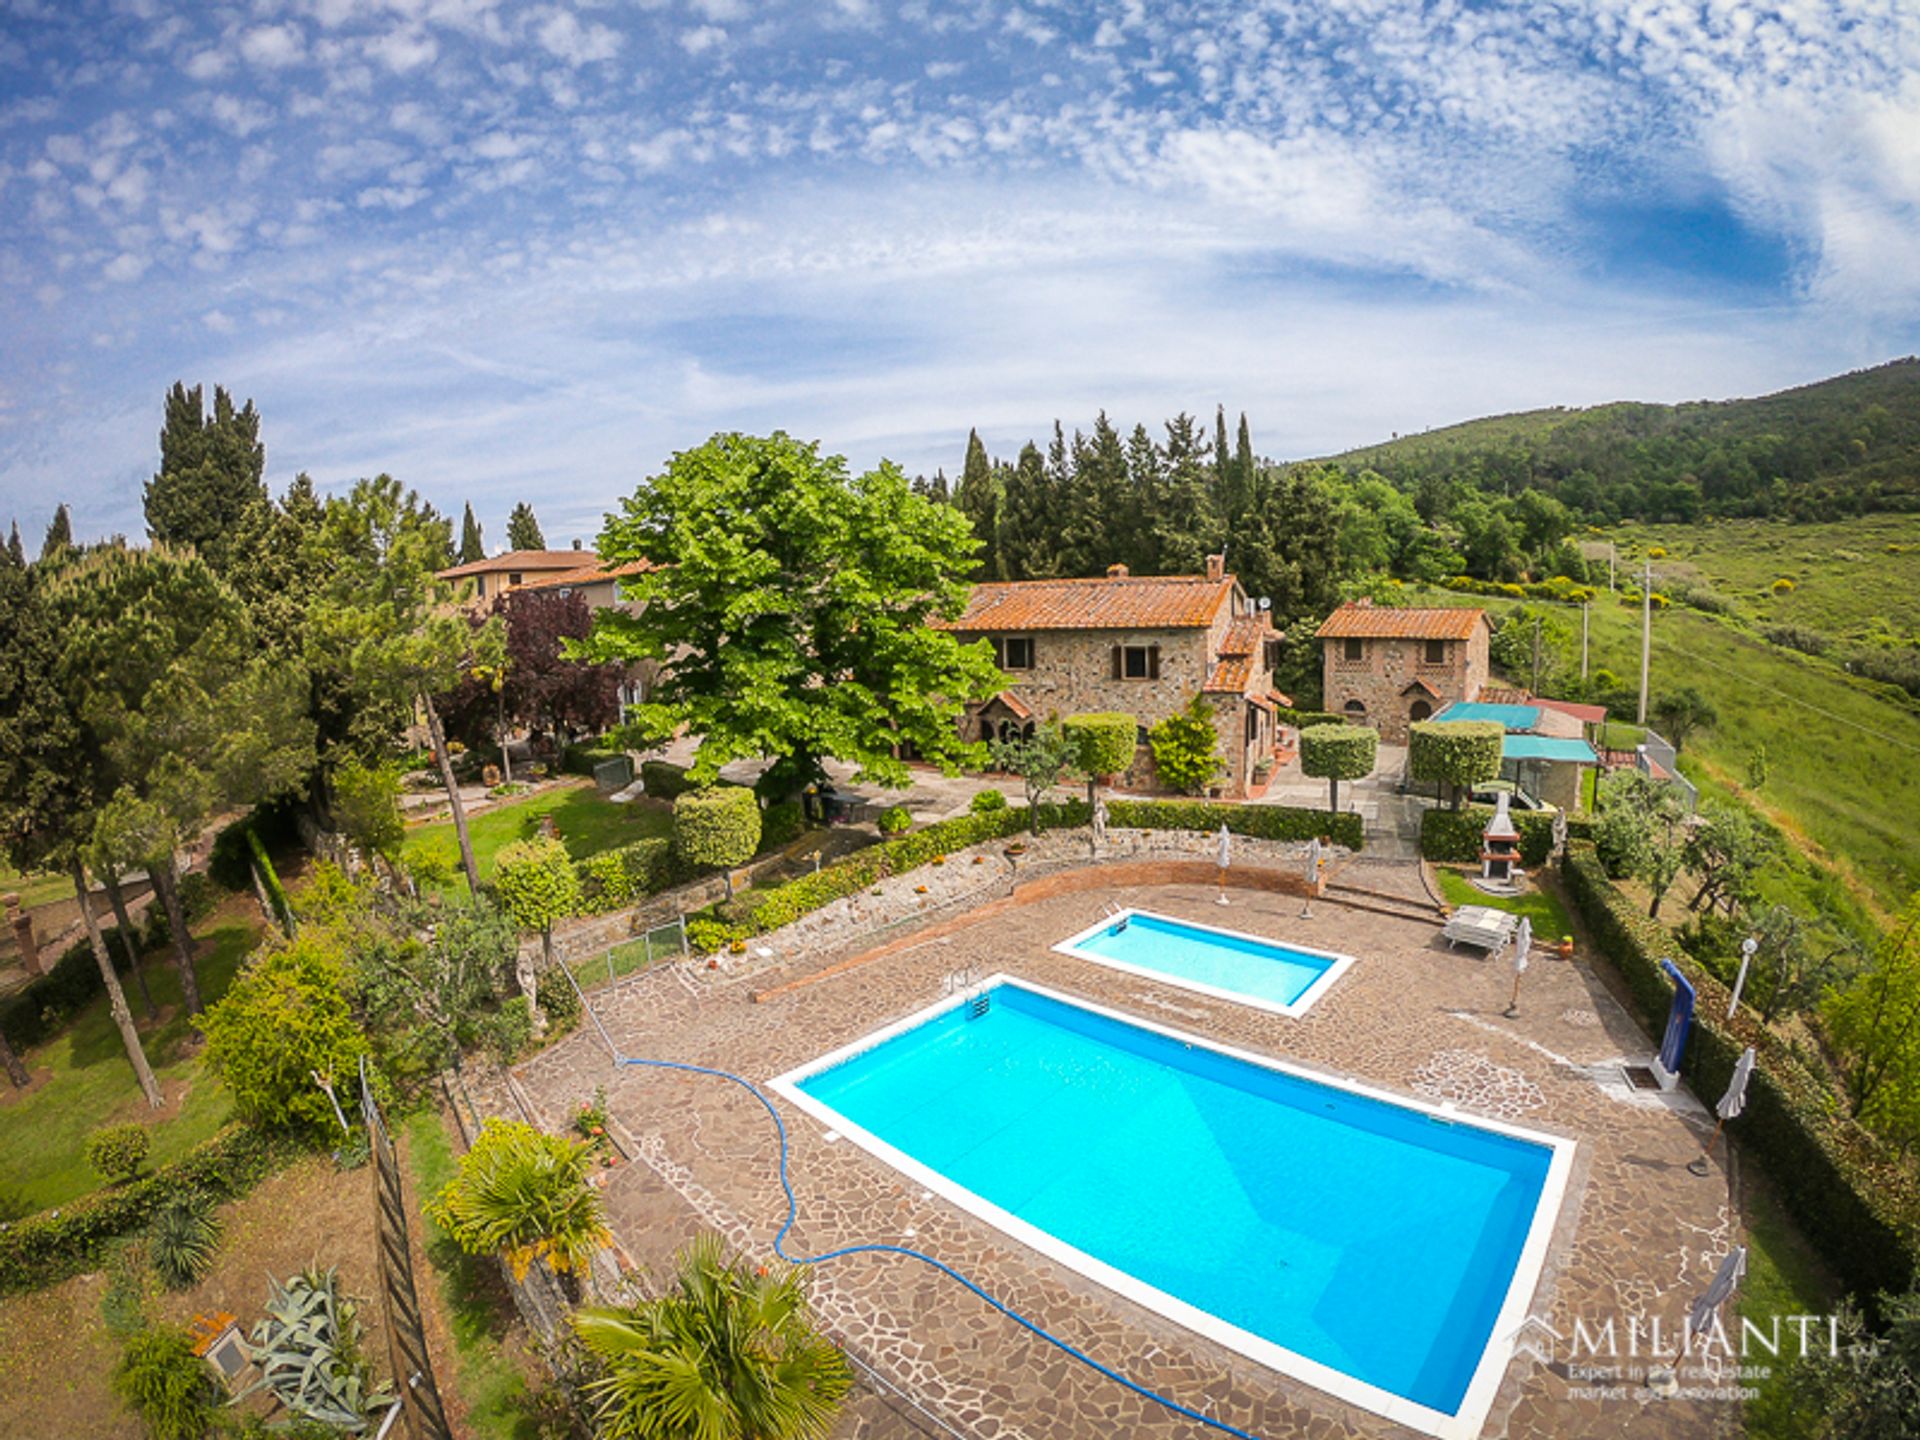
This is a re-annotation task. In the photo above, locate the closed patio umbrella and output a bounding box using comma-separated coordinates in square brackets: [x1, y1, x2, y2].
[1299, 836, 1323, 917]
[1503, 917, 1533, 1018]
[1689, 1046, 1757, 1176]
[1685, 1246, 1748, 1354]
[1216, 824, 1232, 905]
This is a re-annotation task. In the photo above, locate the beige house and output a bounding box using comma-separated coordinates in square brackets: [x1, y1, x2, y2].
[937, 557, 1287, 798]
[436, 547, 600, 603]
[1315, 600, 1492, 743]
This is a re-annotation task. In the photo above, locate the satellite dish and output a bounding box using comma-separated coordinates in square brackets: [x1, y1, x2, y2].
[1258, 597, 1271, 611]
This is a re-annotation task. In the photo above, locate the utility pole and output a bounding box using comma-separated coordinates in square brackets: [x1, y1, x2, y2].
[1636, 558, 1652, 725]
[1580, 600, 1590, 680]
[1531, 613, 1543, 694]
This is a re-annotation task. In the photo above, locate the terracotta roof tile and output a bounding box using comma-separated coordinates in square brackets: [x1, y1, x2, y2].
[1202, 657, 1252, 694]
[519, 558, 655, 591]
[1315, 602, 1487, 640]
[1217, 616, 1274, 657]
[938, 574, 1236, 631]
[976, 690, 1032, 720]
[438, 549, 599, 580]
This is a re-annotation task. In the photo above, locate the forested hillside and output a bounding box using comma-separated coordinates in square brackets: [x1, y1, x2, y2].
[1328, 358, 1920, 523]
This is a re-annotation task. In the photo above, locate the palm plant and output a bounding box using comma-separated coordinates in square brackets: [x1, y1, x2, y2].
[573, 1233, 851, 1440]
[148, 1191, 221, 1291]
[427, 1117, 610, 1279]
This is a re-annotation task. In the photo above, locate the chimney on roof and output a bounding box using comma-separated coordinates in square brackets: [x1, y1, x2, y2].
[1205, 553, 1224, 582]
[572, 538, 582, 550]
[1354, 596, 1374, 608]
[1107, 563, 1129, 579]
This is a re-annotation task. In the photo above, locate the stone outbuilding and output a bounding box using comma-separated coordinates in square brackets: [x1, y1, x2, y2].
[1315, 599, 1492, 743]
[937, 557, 1287, 798]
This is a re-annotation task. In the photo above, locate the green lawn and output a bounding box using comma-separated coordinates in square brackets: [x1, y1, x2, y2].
[0, 917, 260, 1217]
[402, 781, 673, 897]
[1433, 867, 1573, 940]
[1738, 1173, 1842, 1440]
[0, 861, 74, 912]
[403, 1107, 550, 1440]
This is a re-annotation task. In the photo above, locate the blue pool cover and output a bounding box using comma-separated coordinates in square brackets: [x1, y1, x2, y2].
[797, 984, 1554, 1418]
[1065, 912, 1336, 1008]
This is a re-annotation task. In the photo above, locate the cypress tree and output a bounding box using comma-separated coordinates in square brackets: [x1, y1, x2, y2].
[506, 502, 545, 551]
[6, 522, 23, 567]
[1232, 413, 1256, 520]
[1214, 405, 1232, 498]
[143, 382, 267, 573]
[40, 504, 72, 561]
[952, 429, 1002, 579]
[459, 503, 485, 563]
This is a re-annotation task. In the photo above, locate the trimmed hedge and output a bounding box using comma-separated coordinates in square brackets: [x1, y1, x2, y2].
[673, 786, 763, 872]
[1063, 713, 1138, 778]
[1276, 708, 1347, 730]
[1298, 725, 1377, 781]
[562, 742, 629, 778]
[1420, 806, 1594, 867]
[1409, 720, 1505, 795]
[759, 800, 806, 851]
[691, 797, 1363, 952]
[1560, 841, 1920, 1306]
[0, 1125, 282, 1294]
[574, 837, 687, 914]
[640, 759, 697, 799]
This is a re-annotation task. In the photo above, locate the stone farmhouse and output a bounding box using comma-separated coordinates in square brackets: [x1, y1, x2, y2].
[1315, 599, 1492, 743]
[936, 557, 1287, 798]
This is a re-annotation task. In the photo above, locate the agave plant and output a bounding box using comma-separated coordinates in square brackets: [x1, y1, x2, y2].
[427, 1117, 610, 1279]
[149, 1192, 221, 1291]
[573, 1233, 852, 1440]
[236, 1266, 393, 1431]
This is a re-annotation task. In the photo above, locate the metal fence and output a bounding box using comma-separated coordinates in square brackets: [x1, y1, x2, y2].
[359, 1058, 454, 1440]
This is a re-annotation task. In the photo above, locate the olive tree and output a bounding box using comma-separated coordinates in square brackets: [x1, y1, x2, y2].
[1408, 720, 1503, 810]
[989, 724, 1082, 835]
[1063, 712, 1137, 815]
[492, 835, 582, 1031]
[672, 787, 762, 899]
[1300, 724, 1378, 814]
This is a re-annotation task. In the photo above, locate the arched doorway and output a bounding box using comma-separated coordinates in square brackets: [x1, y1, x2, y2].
[1344, 699, 1368, 721]
[1410, 699, 1433, 723]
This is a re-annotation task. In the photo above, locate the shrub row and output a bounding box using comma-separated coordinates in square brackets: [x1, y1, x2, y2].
[1275, 708, 1347, 729]
[573, 837, 689, 915]
[689, 797, 1361, 952]
[1441, 574, 1599, 603]
[1560, 842, 1920, 1305]
[1420, 806, 1594, 867]
[562, 742, 629, 778]
[0, 1125, 282, 1294]
[639, 759, 698, 799]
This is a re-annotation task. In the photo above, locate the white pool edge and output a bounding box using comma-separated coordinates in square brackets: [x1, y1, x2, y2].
[767, 974, 1577, 1440]
[1051, 908, 1357, 1018]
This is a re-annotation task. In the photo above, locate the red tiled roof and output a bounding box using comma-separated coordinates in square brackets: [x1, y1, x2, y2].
[1401, 677, 1445, 699]
[1202, 657, 1252, 694]
[438, 549, 598, 580]
[939, 573, 1237, 631]
[976, 690, 1032, 720]
[1315, 601, 1486, 640]
[1271, 687, 1294, 708]
[519, 558, 656, 591]
[1480, 686, 1609, 726]
[1216, 615, 1274, 657]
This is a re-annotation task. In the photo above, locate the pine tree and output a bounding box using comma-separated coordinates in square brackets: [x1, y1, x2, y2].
[459, 503, 485, 563]
[142, 382, 268, 573]
[996, 442, 1059, 579]
[6, 522, 23, 567]
[1060, 413, 1137, 575]
[1125, 424, 1166, 572]
[40, 504, 72, 561]
[1153, 413, 1223, 576]
[506, 502, 545, 551]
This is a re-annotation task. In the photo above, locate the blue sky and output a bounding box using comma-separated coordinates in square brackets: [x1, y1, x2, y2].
[2, 0, 1918, 550]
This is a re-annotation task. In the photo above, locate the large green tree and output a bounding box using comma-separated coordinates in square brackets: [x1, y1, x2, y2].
[585, 432, 1002, 792]
[506, 502, 545, 551]
[49, 544, 315, 1016]
[306, 476, 501, 896]
[40, 504, 72, 561]
[142, 383, 267, 574]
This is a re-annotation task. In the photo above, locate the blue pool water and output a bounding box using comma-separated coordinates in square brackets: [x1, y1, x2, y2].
[797, 984, 1554, 1418]
[1062, 912, 1340, 1009]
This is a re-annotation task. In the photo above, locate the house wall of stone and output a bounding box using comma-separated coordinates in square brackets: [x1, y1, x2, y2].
[1320, 627, 1489, 744]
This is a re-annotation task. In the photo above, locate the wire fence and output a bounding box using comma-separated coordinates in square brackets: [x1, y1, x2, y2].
[359, 1057, 453, 1440]
[566, 914, 689, 992]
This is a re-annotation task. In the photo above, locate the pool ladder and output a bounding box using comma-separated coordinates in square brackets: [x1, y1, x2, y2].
[944, 965, 992, 1020]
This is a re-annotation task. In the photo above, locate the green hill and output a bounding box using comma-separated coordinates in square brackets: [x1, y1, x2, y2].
[1326, 358, 1920, 523]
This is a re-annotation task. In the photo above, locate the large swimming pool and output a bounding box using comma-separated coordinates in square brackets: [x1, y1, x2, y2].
[772, 979, 1573, 1439]
[1053, 909, 1354, 1015]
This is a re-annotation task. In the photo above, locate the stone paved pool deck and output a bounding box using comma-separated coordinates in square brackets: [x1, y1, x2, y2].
[495, 842, 1742, 1440]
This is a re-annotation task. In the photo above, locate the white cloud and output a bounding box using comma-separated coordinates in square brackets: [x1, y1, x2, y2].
[102, 252, 150, 282]
[210, 94, 275, 137]
[691, 0, 746, 20]
[240, 23, 307, 70]
[202, 307, 236, 332]
[534, 8, 621, 66]
[679, 25, 726, 56]
[365, 27, 438, 73]
[182, 49, 231, 80]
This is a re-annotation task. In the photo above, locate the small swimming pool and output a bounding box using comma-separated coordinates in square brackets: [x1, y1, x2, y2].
[1053, 909, 1354, 1016]
[772, 979, 1573, 1440]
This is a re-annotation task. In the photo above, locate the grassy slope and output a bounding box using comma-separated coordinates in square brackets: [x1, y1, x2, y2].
[0, 861, 74, 911]
[1407, 576, 1920, 920]
[401, 780, 673, 895]
[0, 914, 261, 1215]
[1740, 1172, 1842, 1440]
[402, 1107, 546, 1440]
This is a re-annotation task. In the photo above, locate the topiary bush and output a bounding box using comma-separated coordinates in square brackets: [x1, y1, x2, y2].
[640, 759, 696, 799]
[1275, 707, 1346, 729]
[759, 800, 806, 851]
[87, 1125, 152, 1186]
[673, 787, 763, 895]
[574, 837, 684, 914]
[969, 788, 1008, 815]
[114, 1324, 220, 1440]
[1408, 720, 1504, 808]
[1298, 725, 1378, 812]
[1063, 713, 1137, 781]
[876, 804, 912, 836]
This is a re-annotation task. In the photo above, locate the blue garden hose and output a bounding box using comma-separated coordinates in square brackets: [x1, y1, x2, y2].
[613, 1051, 1266, 1440]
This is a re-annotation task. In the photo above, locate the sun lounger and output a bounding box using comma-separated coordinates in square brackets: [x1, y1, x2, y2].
[1442, 905, 1518, 954]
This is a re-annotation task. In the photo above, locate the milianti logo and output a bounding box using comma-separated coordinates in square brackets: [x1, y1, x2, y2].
[1511, 1309, 1841, 1363]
